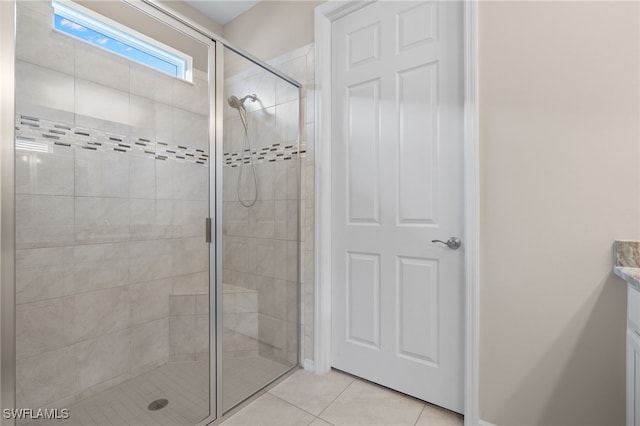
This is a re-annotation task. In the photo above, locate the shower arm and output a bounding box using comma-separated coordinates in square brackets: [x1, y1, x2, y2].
[238, 94, 258, 105]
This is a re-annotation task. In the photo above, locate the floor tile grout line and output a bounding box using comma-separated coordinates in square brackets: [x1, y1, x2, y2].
[265, 369, 351, 424]
[315, 374, 357, 420]
[316, 416, 337, 426]
[335, 369, 431, 407]
[268, 392, 320, 420]
[414, 404, 426, 426]
[225, 368, 463, 426]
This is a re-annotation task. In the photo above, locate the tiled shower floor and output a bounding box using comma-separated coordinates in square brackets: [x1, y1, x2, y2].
[26, 356, 291, 426]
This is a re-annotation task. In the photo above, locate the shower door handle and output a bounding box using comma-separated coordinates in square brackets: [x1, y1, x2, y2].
[431, 237, 461, 250]
[205, 218, 212, 243]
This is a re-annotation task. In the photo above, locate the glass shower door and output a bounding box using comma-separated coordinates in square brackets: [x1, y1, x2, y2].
[14, 0, 214, 424]
[221, 46, 301, 411]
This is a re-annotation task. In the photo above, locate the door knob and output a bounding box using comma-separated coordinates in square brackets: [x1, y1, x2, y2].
[431, 237, 461, 250]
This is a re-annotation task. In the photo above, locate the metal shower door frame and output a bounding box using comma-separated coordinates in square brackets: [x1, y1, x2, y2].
[0, 1, 17, 424]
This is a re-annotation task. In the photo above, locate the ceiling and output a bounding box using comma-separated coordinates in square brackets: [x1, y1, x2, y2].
[183, 0, 261, 25]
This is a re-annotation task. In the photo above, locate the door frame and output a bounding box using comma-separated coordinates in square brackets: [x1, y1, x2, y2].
[312, 1, 480, 424]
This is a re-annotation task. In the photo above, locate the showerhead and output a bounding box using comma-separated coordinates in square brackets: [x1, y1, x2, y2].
[227, 94, 258, 109]
[228, 94, 257, 131]
[227, 95, 243, 109]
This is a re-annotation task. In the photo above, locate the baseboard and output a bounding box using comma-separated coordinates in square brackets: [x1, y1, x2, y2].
[478, 420, 498, 426]
[303, 358, 315, 372]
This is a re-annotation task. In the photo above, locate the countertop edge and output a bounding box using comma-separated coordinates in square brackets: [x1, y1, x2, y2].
[614, 266, 640, 290]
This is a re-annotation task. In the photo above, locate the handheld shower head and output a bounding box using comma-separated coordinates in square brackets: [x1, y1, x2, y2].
[227, 95, 243, 109]
[227, 94, 258, 109]
[227, 94, 258, 131]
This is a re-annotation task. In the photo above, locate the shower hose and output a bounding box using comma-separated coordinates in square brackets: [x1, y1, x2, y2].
[236, 108, 258, 208]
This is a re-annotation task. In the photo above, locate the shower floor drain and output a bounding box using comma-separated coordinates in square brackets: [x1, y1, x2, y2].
[148, 399, 169, 411]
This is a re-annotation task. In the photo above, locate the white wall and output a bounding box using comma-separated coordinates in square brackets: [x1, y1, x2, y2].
[224, 1, 321, 61]
[479, 1, 639, 424]
[223, 1, 322, 75]
[157, 0, 223, 35]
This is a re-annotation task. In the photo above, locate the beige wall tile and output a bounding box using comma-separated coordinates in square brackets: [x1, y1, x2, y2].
[129, 240, 172, 284]
[72, 287, 129, 342]
[16, 247, 69, 305]
[75, 42, 130, 92]
[67, 243, 128, 295]
[76, 79, 130, 126]
[129, 278, 171, 326]
[172, 108, 209, 152]
[172, 199, 208, 238]
[15, 61, 75, 122]
[172, 237, 209, 276]
[74, 197, 130, 244]
[196, 294, 209, 314]
[16, 144, 74, 196]
[172, 161, 208, 200]
[16, 194, 74, 248]
[16, 347, 76, 408]
[173, 271, 209, 295]
[170, 295, 196, 316]
[128, 155, 156, 199]
[16, 297, 73, 359]
[130, 318, 169, 376]
[173, 76, 209, 116]
[170, 314, 196, 359]
[195, 314, 209, 355]
[16, 5, 74, 74]
[75, 329, 130, 391]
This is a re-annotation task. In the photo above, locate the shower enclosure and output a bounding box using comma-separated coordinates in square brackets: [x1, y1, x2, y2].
[1, 0, 301, 424]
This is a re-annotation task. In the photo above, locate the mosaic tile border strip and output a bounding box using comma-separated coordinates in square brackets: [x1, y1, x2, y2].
[15, 115, 209, 166]
[223, 143, 306, 168]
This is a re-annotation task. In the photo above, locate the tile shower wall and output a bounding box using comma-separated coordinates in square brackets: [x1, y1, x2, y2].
[223, 44, 315, 365]
[14, 2, 209, 410]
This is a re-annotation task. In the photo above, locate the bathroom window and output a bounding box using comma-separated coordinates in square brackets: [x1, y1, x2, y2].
[52, 0, 193, 81]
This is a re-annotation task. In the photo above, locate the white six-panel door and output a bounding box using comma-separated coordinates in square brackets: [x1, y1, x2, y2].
[331, 1, 464, 413]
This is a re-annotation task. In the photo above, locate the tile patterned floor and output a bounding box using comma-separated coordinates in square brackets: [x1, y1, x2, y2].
[23, 364, 461, 426]
[220, 369, 464, 426]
